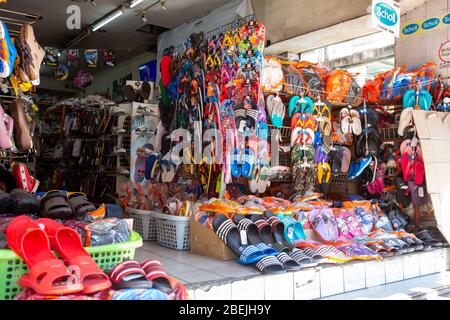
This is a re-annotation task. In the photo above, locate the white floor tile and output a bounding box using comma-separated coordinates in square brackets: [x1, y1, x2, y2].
[420, 251, 437, 276]
[385, 257, 404, 283]
[320, 266, 344, 297]
[365, 260, 386, 287]
[403, 254, 420, 279]
[231, 277, 265, 300]
[293, 269, 321, 300]
[264, 273, 294, 300]
[195, 284, 231, 300]
[344, 262, 366, 292]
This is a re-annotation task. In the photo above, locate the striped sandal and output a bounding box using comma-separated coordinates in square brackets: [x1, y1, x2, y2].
[109, 260, 152, 290]
[250, 215, 276, 244]
[233, 215, 278, 256]
[266, 215, 286, 243]
[302, 247, 330, 264]
[290, 249, 319, 268]
[213, 214, 266, 265]
[276, 252, 302, 271]
[315, 245, 352, 264]
[256, 255, 286, 275]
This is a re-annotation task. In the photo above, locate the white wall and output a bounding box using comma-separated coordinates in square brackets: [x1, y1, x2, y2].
[396, 0, 450, 78]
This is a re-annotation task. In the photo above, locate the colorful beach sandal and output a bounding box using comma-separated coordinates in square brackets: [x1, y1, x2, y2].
[6, 216, 84, 295]
[36, 218, 111, 294]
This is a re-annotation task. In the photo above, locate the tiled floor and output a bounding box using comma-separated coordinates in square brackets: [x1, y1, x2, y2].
[135, 241, 260, 288]
[322, 271, 450, 300]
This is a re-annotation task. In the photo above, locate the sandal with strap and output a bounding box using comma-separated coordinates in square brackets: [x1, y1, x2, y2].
[6, 216, 84, 295]
[40, 190, 73, 219]
[256, 255, 286, 275]
[213, 214, 266, 265]
[109, 260, 152, 290]
[37, 218, 111, 294]
[67, 192, 96, 217]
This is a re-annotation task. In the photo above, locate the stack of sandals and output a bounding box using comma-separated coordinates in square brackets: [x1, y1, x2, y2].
[212, 213, 330, 274]
[40, 190, 96, 219]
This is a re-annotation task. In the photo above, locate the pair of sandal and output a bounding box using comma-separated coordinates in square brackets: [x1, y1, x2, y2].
[340, 107, 362, 136]
[125, 82, 153, 102]
[40, 190, 96, 219]
[266, 94, 285, 128]
[231, 147, 255, 178]
[6, 216, 111, 295]
[109, 260, 177, 295]
[348, 154, 373, 180]
[0, 188, 40, 214]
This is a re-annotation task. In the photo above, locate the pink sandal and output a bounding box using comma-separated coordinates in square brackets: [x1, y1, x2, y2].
[0, 106, 14, 149]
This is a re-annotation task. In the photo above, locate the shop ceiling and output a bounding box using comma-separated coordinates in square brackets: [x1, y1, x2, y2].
[256, 0, 429, 55]
[1, 0, 231, 61]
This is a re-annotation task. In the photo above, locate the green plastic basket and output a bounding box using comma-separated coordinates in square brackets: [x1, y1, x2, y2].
[0, 232, 143, 300]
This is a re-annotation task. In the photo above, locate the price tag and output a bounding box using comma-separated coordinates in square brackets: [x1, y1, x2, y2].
[418, 186, 425, 198]
[240, 230, 248, 246]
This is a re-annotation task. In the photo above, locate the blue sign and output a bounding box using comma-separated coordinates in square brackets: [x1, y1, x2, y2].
[374, 2, 398, 27]
[422, 17, 440, 30]
[402, 23, 419, 35]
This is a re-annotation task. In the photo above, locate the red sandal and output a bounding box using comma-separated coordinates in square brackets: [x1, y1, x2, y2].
[36, 218, 111, 294]
[6, 216, 84, 295]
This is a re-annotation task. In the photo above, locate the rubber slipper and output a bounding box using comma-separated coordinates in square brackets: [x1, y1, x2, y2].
[290, 248, 318, 267]
[6, 216, 84, 295]
[340, 107, 351, 134]
[350, 109, 362, 135]
[37, 218, 111, 294]
[241, 148, 255, 178]
[213, 214, 266, 265]
[278, 215, 306, 243]
[276, 252, 302, 271]
[266, 215, 286, 244]
[141, 260, 173, 294]
[256, 255, 286, 274]
[40, 190, 73, 219]
[109, 260, 152, 290]
[398, 108, 413, 137]
[233, 214, 264, 246]
[250, 215, 275, 245]
[66, 192, 96, 217]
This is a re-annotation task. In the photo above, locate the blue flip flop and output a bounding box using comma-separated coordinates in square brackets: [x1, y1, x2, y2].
[241, 148, 255, 178]
[403, 89, 432, 110]
[231, 148, 242, 177]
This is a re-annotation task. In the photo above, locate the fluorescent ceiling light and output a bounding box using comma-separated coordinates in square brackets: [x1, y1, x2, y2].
[130, 0, 145, 8]
[92, 9, 124, 31]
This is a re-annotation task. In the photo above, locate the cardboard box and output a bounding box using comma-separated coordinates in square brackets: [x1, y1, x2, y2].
[190, 216, 236, 261]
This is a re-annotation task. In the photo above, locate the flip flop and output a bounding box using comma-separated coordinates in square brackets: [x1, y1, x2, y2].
[6, 216, 84, 295]
[398, 108, 413, 137]
[350, 109, 362, 136]
[276, 252, 303, 271]
[340, 107, 351, 134]
[241, 148, 255, 178]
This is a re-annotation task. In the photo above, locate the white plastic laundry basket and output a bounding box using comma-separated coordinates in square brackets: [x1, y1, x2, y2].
[125, 207, 157, 241]
[153, 212, 190, 250]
